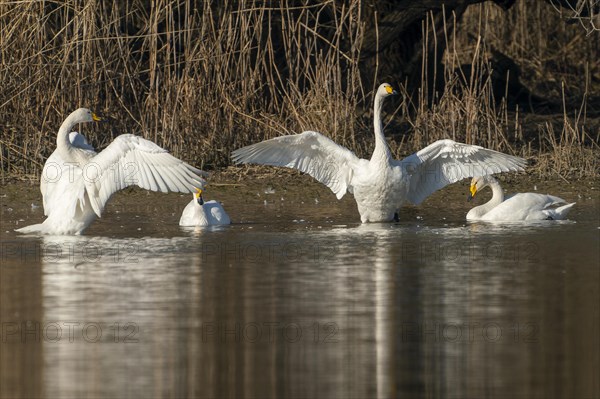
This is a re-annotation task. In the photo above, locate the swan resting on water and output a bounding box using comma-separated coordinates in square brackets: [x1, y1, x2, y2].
[16, 108, 206, 235]
[466, 175, 575, 221]
[179, 188, 231, 227]
[232, 83, 527, 223]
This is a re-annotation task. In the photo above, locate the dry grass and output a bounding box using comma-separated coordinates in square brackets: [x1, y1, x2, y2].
[393, 4, 600, 179]
[0, 0, 598, 183]
[0, 0, 366, 176]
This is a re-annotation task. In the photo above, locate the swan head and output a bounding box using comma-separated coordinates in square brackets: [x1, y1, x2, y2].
[468, 175, 496, 201]
[194, 187, 205, 206]
[68, 108, 102, 124]
[377, 83, 398, 98]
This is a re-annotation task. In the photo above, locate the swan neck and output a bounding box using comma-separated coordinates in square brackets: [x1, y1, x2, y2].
[371, 93, 391, 162]
[488, 179, 504, 204]
[471, 179, 504, 218]
[57, 115, 76, 157]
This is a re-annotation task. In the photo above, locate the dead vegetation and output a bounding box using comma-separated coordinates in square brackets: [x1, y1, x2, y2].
[0, 0, 598, 183]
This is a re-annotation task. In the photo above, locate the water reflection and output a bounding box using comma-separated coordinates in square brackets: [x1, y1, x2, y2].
[1, 201, 598, 398]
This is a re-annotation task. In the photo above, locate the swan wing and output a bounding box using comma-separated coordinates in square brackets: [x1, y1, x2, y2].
[68, 131, 96, 151]
[510, 193, 565, 209]
[484, 193, 571, 221]
[83, 134, 207, 217]
[42, 164, 88, 220]
[208, 201, 231, 224]
[41, 132, 97, 216]
[400, 139, 527, 205]
[232, 131, 360, 199]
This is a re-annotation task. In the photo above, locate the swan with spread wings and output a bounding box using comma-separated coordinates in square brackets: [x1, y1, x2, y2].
[232, 83, 527, 223]
[17, 108, 206, 235]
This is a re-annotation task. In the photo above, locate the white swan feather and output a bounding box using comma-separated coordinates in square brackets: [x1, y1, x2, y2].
[466, 175, 575, 221]
[17, 108, 206, 235]
[40, 132, 95, 215]
[179, 188, 230, 226]
[233, 83, 527, 222]
[82, 133, 206, 217]
[232, 131, 361, 199]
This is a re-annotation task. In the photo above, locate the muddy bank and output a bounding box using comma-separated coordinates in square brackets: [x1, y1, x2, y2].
[1, 167, 597, 235]
[2, 167, 598, 205]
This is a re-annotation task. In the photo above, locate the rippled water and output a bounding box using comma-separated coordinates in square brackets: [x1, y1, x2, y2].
[1, 183, 598, 398]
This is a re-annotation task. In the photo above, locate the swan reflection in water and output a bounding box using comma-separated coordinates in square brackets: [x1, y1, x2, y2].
[29, 214, 593, 398]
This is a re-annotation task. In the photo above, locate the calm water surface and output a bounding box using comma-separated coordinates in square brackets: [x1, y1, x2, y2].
[1, 184, 598, 398]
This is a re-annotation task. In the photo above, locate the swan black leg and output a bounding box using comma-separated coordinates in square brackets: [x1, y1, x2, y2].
[393, 212, 400, 222]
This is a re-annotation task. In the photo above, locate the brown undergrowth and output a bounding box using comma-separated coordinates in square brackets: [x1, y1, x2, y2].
[0, 1, 598, 183]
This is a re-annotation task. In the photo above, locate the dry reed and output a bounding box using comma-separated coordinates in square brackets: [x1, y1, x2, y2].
[0, 0, 598, 183]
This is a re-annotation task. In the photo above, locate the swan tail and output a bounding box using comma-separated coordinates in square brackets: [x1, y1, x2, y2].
[555, 202, 576, 219]
[15, 223, 47, 234]
[15, 221, 86, 235]
[545, 202, 576, 220]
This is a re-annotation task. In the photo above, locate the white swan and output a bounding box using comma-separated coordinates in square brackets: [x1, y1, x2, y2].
[39, 131, 95, 213]
[179, 188, 231, 227]
[466, 175, 575, 221]
[17, 108, 206, 235]
[232, 83, 527, 222]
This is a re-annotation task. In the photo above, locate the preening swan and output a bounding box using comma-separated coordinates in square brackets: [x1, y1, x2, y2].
[466, 175, 575, 221]
[17, 108, 206, 235]
[179, 188, 231, 227]
[232, 83, 527, 222]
